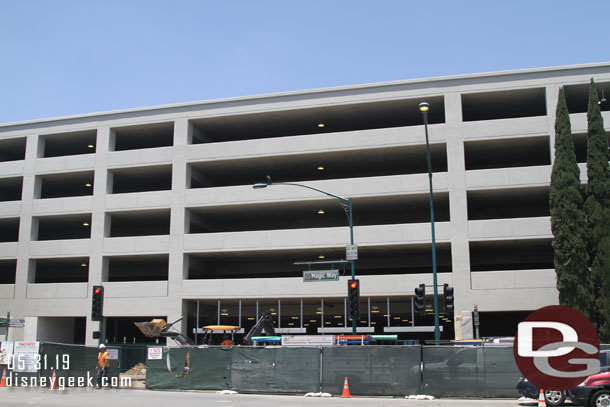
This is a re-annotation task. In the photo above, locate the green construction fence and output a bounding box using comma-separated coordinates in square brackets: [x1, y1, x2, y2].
[145, 345, 521, 397]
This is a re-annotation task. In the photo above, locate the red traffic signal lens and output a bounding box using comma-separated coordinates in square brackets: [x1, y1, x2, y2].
[349, 281, 358, 289]
[94, 288, 101, 294]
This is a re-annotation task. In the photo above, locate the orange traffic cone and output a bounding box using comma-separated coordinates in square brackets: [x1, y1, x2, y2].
[49, 369, 57, 390]
[341, 376, 351, 398]
[538, 388, 547, 407]
[0, 368, 6, 387]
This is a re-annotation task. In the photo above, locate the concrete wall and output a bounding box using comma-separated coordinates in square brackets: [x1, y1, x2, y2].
[36, 317, 76, 343]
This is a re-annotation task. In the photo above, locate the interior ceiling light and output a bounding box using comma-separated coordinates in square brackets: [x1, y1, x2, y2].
[81, 263, 87, 267]
[318, 255, 325, 259]
[317, 209, 325, 215]
[83, 222, 90, 226]
[317, 165, 325, 171]
[85, 183, 92, 187]
[88, 144, 95, 149]
[317, 123, 325, 128]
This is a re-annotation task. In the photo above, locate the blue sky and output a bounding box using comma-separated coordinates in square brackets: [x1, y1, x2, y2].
[1, 0, 609, 124]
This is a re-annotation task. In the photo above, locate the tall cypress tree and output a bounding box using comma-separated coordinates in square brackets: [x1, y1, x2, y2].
[597, 236, 610, 340]
[550, 87, 591, 316]
[584, 79, 610, 338]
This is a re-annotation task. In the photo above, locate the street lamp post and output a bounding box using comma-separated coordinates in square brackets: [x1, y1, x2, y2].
[253, 176, 357, 334]
[419, 102, 440, 342]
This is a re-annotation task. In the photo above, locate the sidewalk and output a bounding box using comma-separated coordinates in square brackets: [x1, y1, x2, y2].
[0, 387, 536, 407]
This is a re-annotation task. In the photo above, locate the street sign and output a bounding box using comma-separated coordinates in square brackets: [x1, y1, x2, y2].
[0, 318, 25, 328]
[0, 323, 25, 328]
[346, 245, 358, 260]
[303, 270, 340, 282]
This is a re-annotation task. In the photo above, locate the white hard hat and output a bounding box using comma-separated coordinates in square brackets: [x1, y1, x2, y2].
[99, 344, 106, 349]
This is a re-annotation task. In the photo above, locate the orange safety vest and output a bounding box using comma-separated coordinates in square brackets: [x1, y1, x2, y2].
[97, 351, 109, 368]
[221, 339, 232, 347]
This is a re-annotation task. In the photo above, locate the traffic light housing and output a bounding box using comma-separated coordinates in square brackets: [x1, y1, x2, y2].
[444, 283, 454, 315]
[415, 284, 425, 316]
[92, 285, 104, 321]
[348, 279, 360, 321]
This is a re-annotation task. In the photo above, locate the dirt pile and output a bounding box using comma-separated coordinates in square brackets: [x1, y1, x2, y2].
[123, 363, 147, 376]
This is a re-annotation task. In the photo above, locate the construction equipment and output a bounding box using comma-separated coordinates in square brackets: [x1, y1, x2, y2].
[200, 325, 241, 346]
[242, 311, 275, 345]
[136, 311, 276, 347]
[134, 317, 195, 347]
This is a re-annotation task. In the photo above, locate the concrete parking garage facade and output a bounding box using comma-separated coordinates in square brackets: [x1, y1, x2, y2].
[0, 63, 609, 346]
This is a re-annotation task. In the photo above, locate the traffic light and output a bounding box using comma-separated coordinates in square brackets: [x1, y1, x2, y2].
[348, 279, 360, 321]
[444, 284, 454, 315]
[92, 285, 104, 321]
[415, 284, 425, 316]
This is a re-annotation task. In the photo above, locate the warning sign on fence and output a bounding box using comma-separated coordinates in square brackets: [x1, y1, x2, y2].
[148, 347, 163, 360]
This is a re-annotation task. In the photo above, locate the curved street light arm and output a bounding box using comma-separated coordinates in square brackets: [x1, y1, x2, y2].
[254, 176, 352, 226]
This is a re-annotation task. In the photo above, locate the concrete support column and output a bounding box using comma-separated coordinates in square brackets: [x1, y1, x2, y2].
[85, 126, 110, 346]
[11, 133, 40, 340]
[167, 118, 189, 345]
[443, 93, 472, 324]
[546, 85, 560, 163]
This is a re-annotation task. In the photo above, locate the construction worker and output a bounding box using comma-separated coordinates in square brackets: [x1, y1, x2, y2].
[96, 344, 109, 389]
